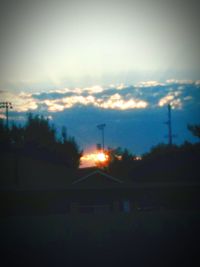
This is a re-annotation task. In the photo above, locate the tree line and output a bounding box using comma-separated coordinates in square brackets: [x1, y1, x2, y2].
[0, 114, 82, 169]
[105, 124, 200, 182]
[0, 112, 199, 182]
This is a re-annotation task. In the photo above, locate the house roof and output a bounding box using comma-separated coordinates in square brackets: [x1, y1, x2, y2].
[71, 169, 124, 188]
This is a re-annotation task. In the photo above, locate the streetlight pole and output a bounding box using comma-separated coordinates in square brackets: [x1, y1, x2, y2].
[97, 123, 106, 152]
[168, 104, 172, 146]
[0, 102, 13, 129]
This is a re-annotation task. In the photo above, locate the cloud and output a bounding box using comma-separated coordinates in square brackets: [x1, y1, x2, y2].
[62, 95, 96, 108]
[32, 91, 74, 100]
[40, 93, 148, 112]
[1, 80, 199, 115]
[0, 91, 38, 112]
[137, 80, 164, 87]
[116, 83, 127, 90]
[158, 91, 182, 109]
[158, 94, 174, 107]
[24, 85, 150, 112]
[166, 79, 194, 85]
[83, 85, 104, 94]
[42, 99, 65, 112]
[98, 95, 148, 110]
[195, 80, 200, 86]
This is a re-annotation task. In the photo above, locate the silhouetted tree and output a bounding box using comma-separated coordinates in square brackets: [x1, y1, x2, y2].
[55, 136, 82, 168]
[142, 143, 179, 159]
[108, 147, 136, 178]
[121, 148, 135, 161]
[188, 124, 200, 139]
[0, 119, 10, 152]
[0, 114, 82, 169]
[24, 113, 56, 152]
[10, 124, 25, 149]
[61, 126, 67, 143]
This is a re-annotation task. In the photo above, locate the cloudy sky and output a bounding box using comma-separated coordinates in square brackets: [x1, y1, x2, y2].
[0, 0, 200, 166]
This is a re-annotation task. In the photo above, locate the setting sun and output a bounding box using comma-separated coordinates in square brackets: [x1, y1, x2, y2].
[80, 150, 110, 168]
[96, 152, 108, 162]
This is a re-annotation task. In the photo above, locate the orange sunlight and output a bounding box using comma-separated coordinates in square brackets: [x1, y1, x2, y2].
[80, 150, 109, 168]
[96, 152, 108, 162]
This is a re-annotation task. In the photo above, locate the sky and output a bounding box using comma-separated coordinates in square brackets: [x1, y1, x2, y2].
[0, 0, 200, 167]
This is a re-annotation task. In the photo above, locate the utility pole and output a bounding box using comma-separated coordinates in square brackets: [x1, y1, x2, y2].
[165, 103, 174, 146]
[97, 123, 106, 151]
[0, 102, 13, 129]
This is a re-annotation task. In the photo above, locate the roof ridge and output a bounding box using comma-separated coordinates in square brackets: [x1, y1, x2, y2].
[72, 169, 123, 185]
[95, 170, 123, 183]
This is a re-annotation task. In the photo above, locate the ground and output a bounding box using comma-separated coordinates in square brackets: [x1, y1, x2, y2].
[1, 210, 199, 267]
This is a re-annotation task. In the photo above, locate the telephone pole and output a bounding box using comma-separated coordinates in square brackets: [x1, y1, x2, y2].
[165, 103, 175, 146]
[97, 123, 106, 151]
[0, 102, 13, 129]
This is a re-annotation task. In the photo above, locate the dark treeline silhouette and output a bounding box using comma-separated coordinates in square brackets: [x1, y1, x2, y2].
[107, 147, 137, 179]
[187, 123, 200, 138]
[136, 142, 200, 182]
[107, 124, 200, 183]
[1, 113, 200, 184]
[0, 113, 82, 169]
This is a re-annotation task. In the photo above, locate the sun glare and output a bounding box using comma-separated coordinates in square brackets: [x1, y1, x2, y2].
[80, 150, 109, 168]
[96, 152, 107, 162]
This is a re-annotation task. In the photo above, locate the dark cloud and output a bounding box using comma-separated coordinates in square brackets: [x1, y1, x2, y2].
[32, 91, 75, 100]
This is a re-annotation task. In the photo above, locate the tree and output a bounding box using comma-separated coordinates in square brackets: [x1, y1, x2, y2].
[142, 143, 178, 159]
[107, 147, 136, 178]
[22, 113, 82, 168]
[0, 113, 82, 169]
[188, 124, 200, 139]
[10, 124, 25, 149]
[55, 136, 82, 169]
[24, 113, 56, 151]
[61, 126, 67, 143]
[0, 119, 10, 152]
[121, 148, 135, 161]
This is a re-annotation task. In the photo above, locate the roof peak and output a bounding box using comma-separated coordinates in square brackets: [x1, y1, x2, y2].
[72, 169, 123, 185]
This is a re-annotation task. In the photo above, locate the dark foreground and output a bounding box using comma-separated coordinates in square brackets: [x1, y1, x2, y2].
[1, 211, 199, 267]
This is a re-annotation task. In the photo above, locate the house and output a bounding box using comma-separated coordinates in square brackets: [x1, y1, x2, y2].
[2, 158, 199, 216]
[68, 169, 133, 214]
[0, 162, 136, 215]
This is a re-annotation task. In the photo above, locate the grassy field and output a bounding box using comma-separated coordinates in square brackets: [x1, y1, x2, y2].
[1, 210, 199, 266]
